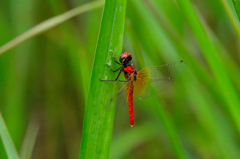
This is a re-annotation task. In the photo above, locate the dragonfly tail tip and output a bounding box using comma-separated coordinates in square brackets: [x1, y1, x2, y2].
[131, 124, 133, 128]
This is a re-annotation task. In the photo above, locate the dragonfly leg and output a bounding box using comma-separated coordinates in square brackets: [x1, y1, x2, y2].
[118, 80, 128, 82]
[112, 53, 122, 65]
[100, 68, 123, 81]
[106, 64, 123, 72]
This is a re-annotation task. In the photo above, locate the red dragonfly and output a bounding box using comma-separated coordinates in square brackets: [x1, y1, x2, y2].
[100, 52, 187, 127]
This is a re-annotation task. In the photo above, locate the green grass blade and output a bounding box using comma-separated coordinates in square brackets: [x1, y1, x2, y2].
[148, 0, 239, 108]
[79, 0, 127, 158]
[232, 0, 240, 20]
[126, 12, 187, 159]
[186, 80, 239, 158]
[0, 112, 20, 159]
[145, 3, 239, 156]
[4, 0, 34, 151]
[0, 0, 104, 55]
[219, 0, 240, 39]
[176, 0, 240, 133]
[19, 120, 39, 159]
[153, 100, 187, 159]
[109, 122, 158, 159]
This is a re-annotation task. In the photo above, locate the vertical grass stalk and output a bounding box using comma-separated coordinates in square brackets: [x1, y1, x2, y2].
[219, 0, 240, 39]
[0, 112, 20, 159]
[176, 0, 240, 134]
[79, 0, 127, 158]
[232, 0, 240, 20]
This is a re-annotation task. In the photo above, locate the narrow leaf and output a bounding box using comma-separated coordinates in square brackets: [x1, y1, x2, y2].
[176, 0, 240, 134]
[0, 112, 20, 159]
[79, 0, 127, 158]
[0, 0, 104, 55]
[232, 0, 240, 20]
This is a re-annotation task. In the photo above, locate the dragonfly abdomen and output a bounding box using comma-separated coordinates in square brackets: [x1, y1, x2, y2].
[128, 86, 134, 127]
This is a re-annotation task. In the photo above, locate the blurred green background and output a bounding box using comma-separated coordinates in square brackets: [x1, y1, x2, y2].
[0, 0, 240, 158]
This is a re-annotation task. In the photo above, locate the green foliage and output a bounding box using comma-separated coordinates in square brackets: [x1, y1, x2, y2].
[220, 0, 240, 39]
[176, 0, 240, 133]
[79, 0, 127, 158]
[0, 0, 240, 158]
[0, 113, 20, 159]
[0, 0, 104, 55]
[232, 0, 240, 20]
[126, 1, 186, 158]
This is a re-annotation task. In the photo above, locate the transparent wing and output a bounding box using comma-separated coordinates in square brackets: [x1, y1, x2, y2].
[106, 80, 132, 111]
[134, 60, 187, 98]
[106, 60, 187, 111]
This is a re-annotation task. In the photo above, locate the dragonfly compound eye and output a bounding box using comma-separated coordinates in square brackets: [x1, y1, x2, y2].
[127, 54, 132, 61]
[120, 52, 128, 63]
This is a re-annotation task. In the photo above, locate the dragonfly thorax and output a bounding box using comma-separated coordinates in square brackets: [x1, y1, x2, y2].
[123, 65, 137, 81]
[119, 52, 137, 80]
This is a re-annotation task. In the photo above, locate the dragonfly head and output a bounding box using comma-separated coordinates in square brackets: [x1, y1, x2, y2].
[120, 52, 132, 63]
